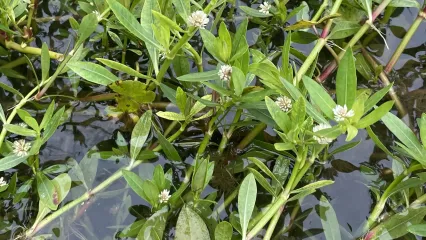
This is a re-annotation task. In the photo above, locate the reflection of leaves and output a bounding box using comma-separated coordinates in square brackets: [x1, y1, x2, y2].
[331, 159, 359, 173]
[109, 81, 156, 112]
[317, 196, 341, 240]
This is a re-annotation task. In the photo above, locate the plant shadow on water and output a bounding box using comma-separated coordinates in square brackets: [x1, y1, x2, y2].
[0, 0, 426, 239]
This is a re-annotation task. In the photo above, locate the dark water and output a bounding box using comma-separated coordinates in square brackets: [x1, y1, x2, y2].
[0, 0, 425, 239]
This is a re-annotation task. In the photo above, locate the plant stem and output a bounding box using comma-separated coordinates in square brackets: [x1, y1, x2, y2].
[4, 40, 63, 60]
[311, 0, 328, 22]
[263, 205, 284, 240]
[236, 122, 267, 150]
[359, 46, 407, 117]
[186, 44, 203, 72]
[317, 0, 393, 82]
[152, 122, 188, 152]
[26, 0, 36, 29]
[211, 187, 239, 219]
[272, 202, 301, 239]
[197, 110, 222, 155]
[218, 109, 242, 154]
[364, 164, 423, 232]
[25, 124, 190, 237]
[384, 6, 426, 74]
[0, 56, 27, 69]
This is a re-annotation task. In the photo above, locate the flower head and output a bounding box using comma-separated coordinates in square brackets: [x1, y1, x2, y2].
[188, 11, 209, 29]
[218, 65, 232, 81]
[312, 123, 333, 144]
[92, 10, 102, 22]
[275, 96, 292, 112]
[158, 189, 171, 203]
[0, 177, 6, 187]
[259, 2, 271, 14]
[333, 104, 354, 122]
[18, 122, 28, 128]
[13, 139, 31, 157]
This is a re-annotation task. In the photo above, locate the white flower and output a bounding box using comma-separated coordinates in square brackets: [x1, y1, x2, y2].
[313, 123, 333, 144]
[333, 104, 355, 122]
[188, 11, 209, 29]
[158, 189, 171, 203]
[218, 65, 232, 81]
[12, 139, 31, 157]
[275, 96, 292, 112]
[0, 177, 6, 187]
[92, 10, 102, 22]
[259, 2, 271, 14]
[18, 122, 28, 128]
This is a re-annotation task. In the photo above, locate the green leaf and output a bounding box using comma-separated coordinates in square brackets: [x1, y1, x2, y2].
[106, 0, 162, 51]
[189, 95, 212, 117]
[130, 110, 152, 160]
[141, 0, 160, 74]
[4, 124, 37, 137]
[42, 107, 65, 143]
[318, 196, 341, 240]
[177, 70, 219, 82]
[218, 22, 232, 62]
[240, 6, 272, 18]
[302, 76, 336, 119]
[420, 113, 426, 148]
[16, 109, 39, 132]
[373, 207, 426, 239]
[345, 125, 358, 141]
[175, 205, 211, 240]
[373, 0, 420, 8]
[247, 157, 281, 185]
[156, 111, 186, 121]
[122, 170, 148, 202]
[407, 224, 426, 236]
[138, 207, 168, 239]
[108, 30, 123, 47]
[68, 61, 119, 86]
[291, 180, 334, 194]
[272, 156, 290, 194]
[176, 87, 187, 114]
[232, 66, 245, 96]
[288, 189, 316, 202]
[381, 112, 425, 163]
[51, 173, 71, 206]
[96, 58, 151, 79]
[152, 10, 185, 32]
[364, 84, 393, 112]
[238, 173, 257, 239]
[231, 18, 248, 61]
[357, 100, 394, 129]
[155, 128, 181, 161]
[336, 48, 356, 108]
[76, 13, 98, 46]
[192, 157, 209, 192]
[366, 126, 395, 157]
[214, 221, 233, 240]
[41, 43, 50, 81]
[248, 168, 275, 195]
[200, 30, 223, 63]
[40, 101, 55, 130]
[0, 155, 28, 171]
[36, 172, 57, 210]
[13, 179, 33, 203]
[291, 97, 306, 125]
[0, 82, 24, 99]
[249, 63, 281, 89]
[119, 219, 146, 238]
[265, 96, 291, 133]
[387, 178, 425, 198]
[78, 147, 100, 189]
[0, 104, 5, 123]
[329, 141, 361, 156]
[172, 0, 190, 23]
[329, 21, 361, 39]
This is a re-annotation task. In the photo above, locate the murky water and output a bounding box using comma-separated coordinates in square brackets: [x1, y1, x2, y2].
[1, 0, 425, 239]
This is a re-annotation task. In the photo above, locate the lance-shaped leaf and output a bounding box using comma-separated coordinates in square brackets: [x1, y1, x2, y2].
[336, 48, 357, 108]
[130, 111, 152, 161]
[238, 173, 257, 239]
[302, 76, 336, 120]
[68, 61, 119, 86]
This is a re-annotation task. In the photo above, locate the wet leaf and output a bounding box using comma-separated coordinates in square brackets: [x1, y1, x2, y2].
[175, 205, 210, 240]
[302, 76, 336, 119]
[177, 70, 219, 82]
[40, 100, 55, 130]
[119, 219, 146, 238]
[155, 128, 181, 161]
[51, 173, 71, 205]
[329, 21, 361, 39]
[156, 111, 186, 121]
[138, 207, 168, 239]
[336, 48, 356, 109]
[407, 224, 426, 236]
[248, 168, 275, 195]
[68, 61, 119, 86]
[238, 173, 257, 239]
[318, 196, 341, 240]
[331, 159, 359, 173]
[76, 13, 98, 46]
[130, 110, 152, 161]
[122, 170, 148, 201]
[0, 155, 28, 171]
[214, 221, 233, 240]
[272, 156, 290, 194]
[36, 172, 57, 210]
[4, 124, 37, 137]
[291, 31, 318, 44]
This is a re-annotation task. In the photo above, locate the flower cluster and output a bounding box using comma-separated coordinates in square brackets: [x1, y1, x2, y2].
[13, 139, 31, 157]
[312, 123, 333, 144]
[0, 177, 6, 187]
[218, 65, 232, 81]
[333, 105, 354, 122]
[275, 96, 292, 112]
[259, 2, 271, 14]
[158, 189, 171, 203]
[188, 11, 209, 29]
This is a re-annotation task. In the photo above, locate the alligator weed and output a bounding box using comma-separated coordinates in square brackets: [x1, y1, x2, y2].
[1, 0, 426, 239]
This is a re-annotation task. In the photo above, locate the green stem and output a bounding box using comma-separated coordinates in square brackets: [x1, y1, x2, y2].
[4, 40, 63, 60]
[311, 0, 328, 22]
[186, 44, 203, 72]
[384, 6, 426, 74]
[272, 202, 301, 239]
[152, 122, 188, 152]
[26, 0, 36, 29]
[25, 124, 190, 237]
[364, 164, 423, 232]
[0, 56, 27, 69]
[263, 205, 284, 240]
[218, 109, 242, 154]
[295, 38, 326, 83]
[197, 111, 222, 155]
[236, 122, 267, 150]
[211, 187, 239, 219]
